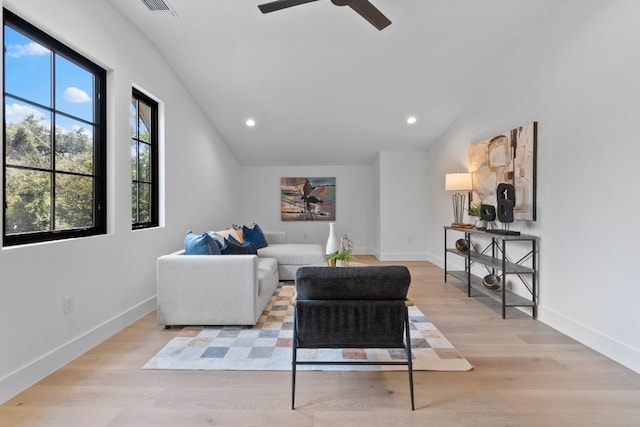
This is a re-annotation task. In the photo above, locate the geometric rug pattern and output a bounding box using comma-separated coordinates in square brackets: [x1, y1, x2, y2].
[143, 283, 473, 372]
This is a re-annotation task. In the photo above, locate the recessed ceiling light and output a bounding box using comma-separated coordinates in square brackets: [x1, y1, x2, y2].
[245, 118, 256, 127]
[406, 116, 417, 125]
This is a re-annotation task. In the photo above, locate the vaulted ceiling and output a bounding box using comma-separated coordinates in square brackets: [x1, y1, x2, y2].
[109, 0, 565, 166]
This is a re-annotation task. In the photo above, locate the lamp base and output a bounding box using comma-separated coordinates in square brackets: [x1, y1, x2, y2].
[451, 192, 466, 224]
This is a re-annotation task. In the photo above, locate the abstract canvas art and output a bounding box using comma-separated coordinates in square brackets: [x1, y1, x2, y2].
[468, 122, 537, 221]
[280, 177, 336, 221]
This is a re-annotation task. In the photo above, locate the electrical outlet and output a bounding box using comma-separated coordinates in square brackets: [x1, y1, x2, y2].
[63, 295, 74, 315]
[303, 234, 308, 239]
[408, 237, 413, 243]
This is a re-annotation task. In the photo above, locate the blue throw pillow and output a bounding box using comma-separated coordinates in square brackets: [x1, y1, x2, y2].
[227, 235, 258, 254]
[222, 237, 258, 255]
[208, 232, 227, 251]
[208, 234, 222, 255]
[242, 223, 268, 249]
[184, 231, 220, 255]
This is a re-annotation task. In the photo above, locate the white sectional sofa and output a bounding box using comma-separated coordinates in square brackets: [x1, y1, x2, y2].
[156, 231, 324, 327]
[257, 231, 326, 280]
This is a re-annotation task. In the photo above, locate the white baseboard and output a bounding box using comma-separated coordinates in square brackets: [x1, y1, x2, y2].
[375, 251, 429, 261]
[431, 252, 640, 374]
[0, 296, 157, 404]
[427, 253, 445, 268]
[538, 305, 640, 374]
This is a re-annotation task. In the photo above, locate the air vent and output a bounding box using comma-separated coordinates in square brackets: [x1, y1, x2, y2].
[141, 0, 178, 16]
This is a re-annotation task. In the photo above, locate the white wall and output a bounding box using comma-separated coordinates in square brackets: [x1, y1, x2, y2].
[238, 165, 376, 254]
[0, 0, 241, 402]
[426, 0, 640, 373]
[238, 157, 429, 260]
[377, 151, 429, 261]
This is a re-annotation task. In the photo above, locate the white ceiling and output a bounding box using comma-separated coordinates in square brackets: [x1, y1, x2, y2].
[109, 0, 565, 166]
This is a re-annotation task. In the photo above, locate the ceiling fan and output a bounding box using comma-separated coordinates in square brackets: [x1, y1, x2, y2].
[258, 0, 391, 31]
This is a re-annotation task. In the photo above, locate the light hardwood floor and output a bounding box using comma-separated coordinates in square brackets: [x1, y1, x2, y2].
[2, 257, 639, 426]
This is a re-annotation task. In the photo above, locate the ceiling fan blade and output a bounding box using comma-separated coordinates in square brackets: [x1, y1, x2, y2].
[348, 0, 391, 30]
[258, 0, 319, 14]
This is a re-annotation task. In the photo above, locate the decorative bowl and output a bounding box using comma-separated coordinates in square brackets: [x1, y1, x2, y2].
[455, 239, 469, 252]
[482, 274, 501, 290]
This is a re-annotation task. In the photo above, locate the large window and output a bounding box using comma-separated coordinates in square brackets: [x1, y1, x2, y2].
[131, 89, 158, 229]
[3, 10, 106, 246]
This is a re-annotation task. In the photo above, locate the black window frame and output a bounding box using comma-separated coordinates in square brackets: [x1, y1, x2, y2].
[3, 9, 107, 246]
[131, 88, 159, 230]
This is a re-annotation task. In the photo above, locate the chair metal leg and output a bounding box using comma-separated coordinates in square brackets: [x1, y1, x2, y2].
[291, 299, 416, 410]
[291, 315, 298, 410]
[405, 308, 415, 410]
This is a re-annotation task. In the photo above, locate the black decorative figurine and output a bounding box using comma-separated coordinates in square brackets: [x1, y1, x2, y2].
[488, 183, 520, 235]
[480, 204, 496, 222]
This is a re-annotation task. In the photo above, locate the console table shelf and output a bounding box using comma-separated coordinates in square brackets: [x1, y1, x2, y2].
[445, 248, 534, 274]
[444, 226, 539, 319]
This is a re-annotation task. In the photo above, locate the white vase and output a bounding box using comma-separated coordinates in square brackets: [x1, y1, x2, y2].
[325, 222, 339, 255]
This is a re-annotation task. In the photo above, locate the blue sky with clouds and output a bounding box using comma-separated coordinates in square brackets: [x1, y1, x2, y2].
[4, 25, 93, 136]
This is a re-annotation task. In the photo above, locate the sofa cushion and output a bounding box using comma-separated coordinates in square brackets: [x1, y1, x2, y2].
[242, 223, 268, 249]
[257, 257, 278, 296]
[263, 231, 286, 245]
[258, 243, 325, 265]
[258, 257, 278, 274]
[184, 231, 220, 255]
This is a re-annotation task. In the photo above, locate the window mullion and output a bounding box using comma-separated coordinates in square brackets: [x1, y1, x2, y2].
[50, 50, 56, 233]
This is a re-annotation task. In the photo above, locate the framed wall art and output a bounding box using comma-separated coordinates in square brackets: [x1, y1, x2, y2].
[468, 122, 537, 221]
[280, 177, 336, 221]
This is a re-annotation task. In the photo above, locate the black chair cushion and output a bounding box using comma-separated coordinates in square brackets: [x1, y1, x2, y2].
[295, 299, 406, 348]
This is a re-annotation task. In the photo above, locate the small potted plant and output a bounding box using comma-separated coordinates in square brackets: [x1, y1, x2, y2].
[326, 250, 356, 267]
[468, 202, 487, 230]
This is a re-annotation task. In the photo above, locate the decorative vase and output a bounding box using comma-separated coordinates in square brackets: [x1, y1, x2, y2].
[482, 274, 501, 290]
[326, 222, 339, 255]
[340, 234, 353, 252]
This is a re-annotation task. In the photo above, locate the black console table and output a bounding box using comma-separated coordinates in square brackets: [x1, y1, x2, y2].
[444, 226, 539, 319]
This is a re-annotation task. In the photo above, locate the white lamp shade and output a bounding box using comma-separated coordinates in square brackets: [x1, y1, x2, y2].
[445, 172, 473, 191]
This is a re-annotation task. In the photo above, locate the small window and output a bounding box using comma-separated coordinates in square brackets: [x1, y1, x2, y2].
[131, 89, 158, 229]
[3, 9, 107, 246]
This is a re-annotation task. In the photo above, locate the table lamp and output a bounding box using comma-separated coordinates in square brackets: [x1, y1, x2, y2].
[445, 172, 473, 224]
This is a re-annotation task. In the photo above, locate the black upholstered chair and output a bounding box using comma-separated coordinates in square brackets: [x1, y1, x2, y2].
[292, 265, 415, 410]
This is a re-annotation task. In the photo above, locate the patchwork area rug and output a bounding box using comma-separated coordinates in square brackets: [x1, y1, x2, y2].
[143, 283, 473, 372]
